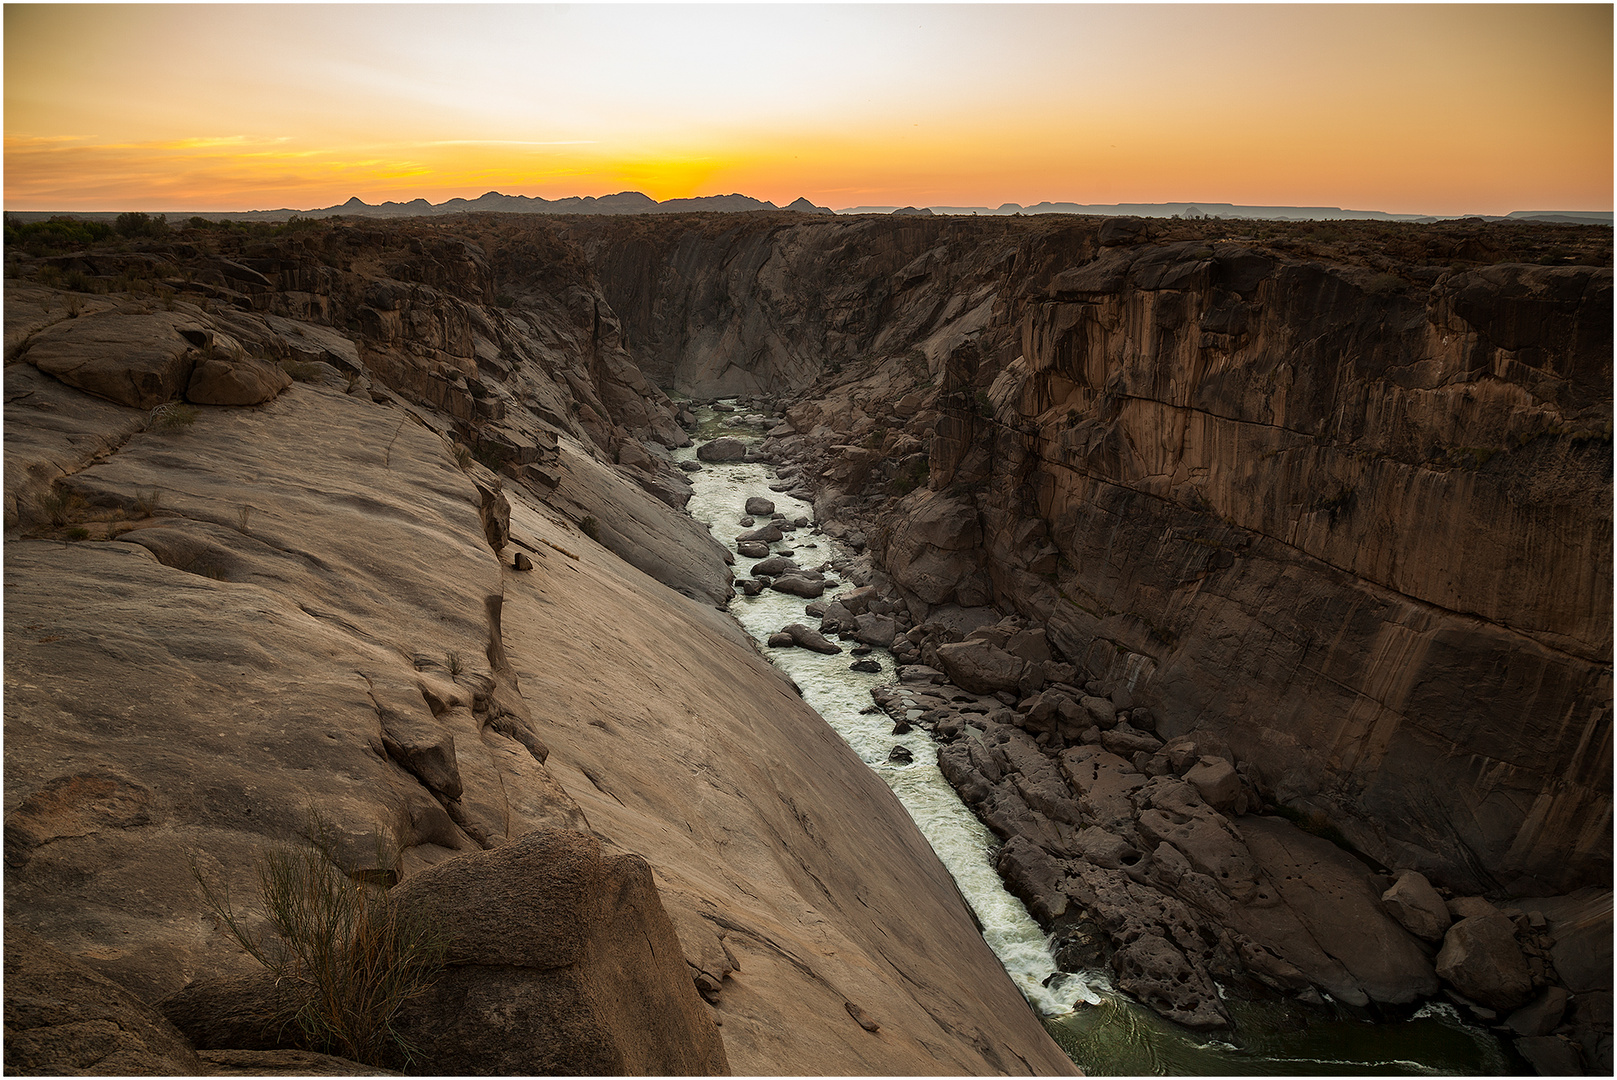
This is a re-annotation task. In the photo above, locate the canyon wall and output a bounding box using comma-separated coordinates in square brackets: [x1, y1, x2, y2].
[579, 213, 1613, 897]
[3, 221, 1078, 1075]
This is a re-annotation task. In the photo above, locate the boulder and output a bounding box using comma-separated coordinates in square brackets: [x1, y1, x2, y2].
[1110, 933, 1229, 1031]
[695, 437, 747, 462]
[934, 640, 1026, 695]
[744, 496, 775, 516]
[1182, 756, 1241, 812]
[1235, 815, 1438, 1005]
[751, 555, 799, 578]
[27, 310, 205, 410]
[1512, 1035, 1586, 1076]
[887, 745, 913, 765]
[4, 924, 204, 1076]
[781, 623, 841, 654]
[767, 632, 796, 648]
[1435, 915, 1534, 1011]
[818, 600, 857, 635]
[770, 574, 826, 599]
[1100, 725, 1161, 757]
[850, 659, 882, 674]
[1381, 870, 1452, 943]
[836, 585, 880, 616]
[852, 613, 898, 649]
[1505, 986, 1572, 1038]
[388, 829, 729, 1074]
[736, 540, 771, 558]
[736, 524, 784, 543]
[187, 355, 293, 406]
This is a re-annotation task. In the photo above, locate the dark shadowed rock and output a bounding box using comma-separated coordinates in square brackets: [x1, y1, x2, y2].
[745, 496, 775, 516]
[187, 355, 293, 406]
[5, 924, 204, 1076]
[1436, 915, 1534, 1011]
[1382, 870, 1452, 943]
[736, 540, 771, 558]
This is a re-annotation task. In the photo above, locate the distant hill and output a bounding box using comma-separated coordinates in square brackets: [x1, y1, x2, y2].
[3, 192, 1605, 225]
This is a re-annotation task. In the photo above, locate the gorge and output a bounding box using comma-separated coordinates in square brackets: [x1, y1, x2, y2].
[4, 209, 1610, 1075]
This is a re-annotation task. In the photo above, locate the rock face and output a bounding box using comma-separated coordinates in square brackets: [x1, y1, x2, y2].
[5, 222, 1079, 1075]
[578, 211, 1611, 900]
[4, 924, 204, 1076]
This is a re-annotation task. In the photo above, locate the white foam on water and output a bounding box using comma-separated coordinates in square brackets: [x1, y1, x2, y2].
[677, 442, 1102, 1016]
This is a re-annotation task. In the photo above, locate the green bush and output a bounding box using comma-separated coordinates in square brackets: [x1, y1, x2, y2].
[580, 515, 601, 541]
[114, 211, 169, 238]
[192, 812, 445, 1068]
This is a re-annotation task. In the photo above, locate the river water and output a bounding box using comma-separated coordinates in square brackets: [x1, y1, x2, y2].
[674, 408, 1519, 1076]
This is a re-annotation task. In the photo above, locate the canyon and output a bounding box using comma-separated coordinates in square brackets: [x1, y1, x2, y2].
[4, 209, 1610, 1074]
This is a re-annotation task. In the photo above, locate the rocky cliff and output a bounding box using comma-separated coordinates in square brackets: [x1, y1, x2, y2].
[3, 220, 1079, 1075]
[576, 211, 1611, 900]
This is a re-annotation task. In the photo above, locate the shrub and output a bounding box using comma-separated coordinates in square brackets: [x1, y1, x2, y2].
[114, 211, 169, 238]
[579, 515, 601, 541]
[192, 812, 445, 1068]
[147, 401, 199, 432]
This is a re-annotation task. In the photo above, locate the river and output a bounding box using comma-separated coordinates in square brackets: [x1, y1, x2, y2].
[674, 406, 1520, 1076]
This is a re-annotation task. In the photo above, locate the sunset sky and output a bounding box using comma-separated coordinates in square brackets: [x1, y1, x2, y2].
[5, 3, 1612, 215]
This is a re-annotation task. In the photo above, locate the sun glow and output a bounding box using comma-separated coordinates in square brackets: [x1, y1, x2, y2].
[5, 4, 1610, 215]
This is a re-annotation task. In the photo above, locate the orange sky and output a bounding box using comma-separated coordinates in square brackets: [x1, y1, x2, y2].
[5, 3, 1612, 214]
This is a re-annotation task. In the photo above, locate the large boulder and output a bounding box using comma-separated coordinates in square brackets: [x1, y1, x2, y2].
[696, 437, 747, 462]
[27, 310, 207, 410]
[1435, 914, 1533, 1011]
[743, 496, 775, 516]
[770, 574, 827, 599]
[389, 828, 729, 1075]
[4, 924, 204, 1076]
[1381, 870, 1451, 943]
[187, 355, 293, 406]
[934, 639, 1026, 695]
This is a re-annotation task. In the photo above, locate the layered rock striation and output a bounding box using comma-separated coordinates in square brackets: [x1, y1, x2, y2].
[578, 212, 1611, 899]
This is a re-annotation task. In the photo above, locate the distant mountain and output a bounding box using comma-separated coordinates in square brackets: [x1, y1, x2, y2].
[7, 193, 1610, 226]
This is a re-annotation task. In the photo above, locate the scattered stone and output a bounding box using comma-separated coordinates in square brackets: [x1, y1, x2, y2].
[745, 496, 776, 516]
[887, 746, 913, 765]
[850, 659, 882, 674]
[736, 524, 784, 543]
[678, 460, 703, 472]
[739, 578, 767, 596]
[736, 540, 771, 558]
[767, 632, 796, 648]
[513, 552, 534, 571]
[1448, 896, 1506, 921]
